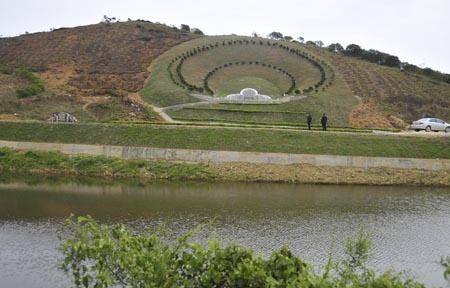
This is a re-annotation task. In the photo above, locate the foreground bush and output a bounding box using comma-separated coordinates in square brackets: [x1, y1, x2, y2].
[61, 216, 427, 288]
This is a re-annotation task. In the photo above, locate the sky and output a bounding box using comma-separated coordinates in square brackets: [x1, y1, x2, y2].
[1, 0, 449, 73]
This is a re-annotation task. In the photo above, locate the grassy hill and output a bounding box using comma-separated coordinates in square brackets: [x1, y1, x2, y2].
[140, 35, 355, 126]
[0, 21, 449, 128]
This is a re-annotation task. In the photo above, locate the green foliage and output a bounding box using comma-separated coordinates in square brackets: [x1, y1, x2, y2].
[340, 43, 449, 83]
[180, 24, 190, 33]
[3, 66, 45, 98]
[441, 257, 450, 281]
[61, 216, 426, 288]
[403, 63, 450, 84]
[268, 32, 283, 39]
[0, 65, 45, 98]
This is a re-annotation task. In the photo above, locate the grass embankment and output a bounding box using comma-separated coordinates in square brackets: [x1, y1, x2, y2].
[0, 148, 213, 181]
[0, 122, 449, 159]
[1, 147, 449, 186]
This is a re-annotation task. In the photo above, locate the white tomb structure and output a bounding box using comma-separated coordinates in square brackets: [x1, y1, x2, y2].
[225, 88, 272, 102]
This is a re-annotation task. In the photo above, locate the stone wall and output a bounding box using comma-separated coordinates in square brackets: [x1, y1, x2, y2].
[0, 140, 449, 171]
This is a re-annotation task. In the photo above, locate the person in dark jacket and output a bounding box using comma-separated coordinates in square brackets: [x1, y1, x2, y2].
[306, 113, 312, 130]
[320, 113, 328, 131]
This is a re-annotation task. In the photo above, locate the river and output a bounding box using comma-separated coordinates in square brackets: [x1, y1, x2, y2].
[0, 178, 449, 287]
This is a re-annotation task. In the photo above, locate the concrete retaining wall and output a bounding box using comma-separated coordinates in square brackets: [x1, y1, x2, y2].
[1, 140, 449, 171]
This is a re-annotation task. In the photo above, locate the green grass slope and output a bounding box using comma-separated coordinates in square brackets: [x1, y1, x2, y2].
[0, 122, 448, 159]
[141, 36, 355, 126]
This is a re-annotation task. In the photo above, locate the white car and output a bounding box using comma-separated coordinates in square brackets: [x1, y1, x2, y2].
[410, 118, 450, 133]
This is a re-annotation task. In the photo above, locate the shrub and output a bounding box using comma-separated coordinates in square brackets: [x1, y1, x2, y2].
[61, 216, 427, 288]
[14, 68, 45, 98]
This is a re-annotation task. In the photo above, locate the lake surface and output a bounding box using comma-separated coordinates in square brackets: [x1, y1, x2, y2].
[0, 178, 449, 287]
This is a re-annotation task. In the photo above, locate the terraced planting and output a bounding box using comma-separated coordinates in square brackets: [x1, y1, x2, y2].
[172, 37, 334, 96]
[141, 36, 336, 102]
[141, 36, 358, 126]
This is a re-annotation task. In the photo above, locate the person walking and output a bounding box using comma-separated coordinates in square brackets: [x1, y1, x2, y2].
[306, 112, 312, 130]
[320, 113, 328, 131]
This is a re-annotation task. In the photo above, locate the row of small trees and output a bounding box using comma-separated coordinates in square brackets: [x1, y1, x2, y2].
[167, 38, 334, 95]
[327, 43, 401, 68]
[179, 24, 204, 35]
[326, 42, 450, 83]
[266, 33, 449, 83]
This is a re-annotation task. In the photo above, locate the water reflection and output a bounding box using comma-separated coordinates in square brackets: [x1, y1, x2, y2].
[0, 178, 449, 287]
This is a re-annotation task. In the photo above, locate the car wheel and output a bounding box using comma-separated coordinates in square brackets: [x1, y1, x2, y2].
[445, 127, 450, 133]
[415, 129, 420, 132]
[425, 126, 431, 132]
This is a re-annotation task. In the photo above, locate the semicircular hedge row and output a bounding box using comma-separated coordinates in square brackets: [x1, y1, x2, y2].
[167, 38, 334, 96]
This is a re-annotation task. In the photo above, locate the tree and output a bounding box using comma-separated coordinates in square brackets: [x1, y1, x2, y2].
[315, 40, 324, 47]
[180, 24, 190, 32]
[384, 55, 401, 67]
[344, 44, 363, 57]
[284, 35, 293, 41]
[268, 31, 283, 40]
[252, 32, 260, 38]
[327, 43, 344, 53]
[297, 36, 305, 43]
[190, 28, 204, 35]
[362, 49, 383, 63]
[102, 15, 116, 24]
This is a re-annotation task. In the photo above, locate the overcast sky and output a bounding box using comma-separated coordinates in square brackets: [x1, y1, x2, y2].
[1, 0, 449, 73]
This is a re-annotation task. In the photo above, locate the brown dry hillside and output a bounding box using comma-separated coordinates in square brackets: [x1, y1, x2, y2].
[0, 21, 194, 95]
[0, 21, 195, 121]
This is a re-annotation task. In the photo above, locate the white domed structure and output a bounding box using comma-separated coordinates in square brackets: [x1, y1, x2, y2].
[225, 88, 272, 102]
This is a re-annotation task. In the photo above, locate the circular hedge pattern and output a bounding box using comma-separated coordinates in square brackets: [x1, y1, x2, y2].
[203, 61, 296, 95]
[167, 39, 334, 96]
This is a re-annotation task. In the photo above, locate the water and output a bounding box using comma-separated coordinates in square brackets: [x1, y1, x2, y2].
[0, 179, 449, 287]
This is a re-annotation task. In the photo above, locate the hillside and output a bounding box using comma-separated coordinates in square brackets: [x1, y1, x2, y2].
[0, 21, 449, 128]
[307, 45, 450, 127]
[142, 35, 449, 127]
[0, 21, 195, 121]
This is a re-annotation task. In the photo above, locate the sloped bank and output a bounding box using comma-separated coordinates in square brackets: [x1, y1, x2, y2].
[0, 141, 449, 186]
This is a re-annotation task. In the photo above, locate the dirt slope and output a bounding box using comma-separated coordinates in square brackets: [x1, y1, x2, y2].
[0, 21, 196, 121]
[0, 21, 194, 97]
